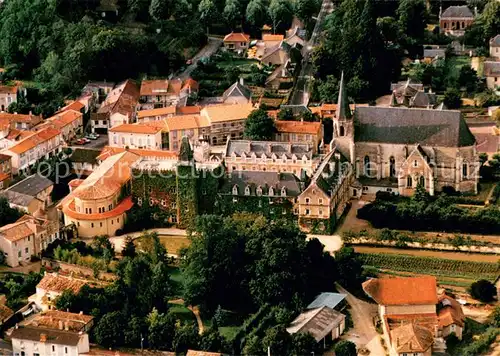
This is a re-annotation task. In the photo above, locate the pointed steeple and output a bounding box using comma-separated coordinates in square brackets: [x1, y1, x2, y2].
[336, 71, 351, 120]
[390, 91, 398, 107]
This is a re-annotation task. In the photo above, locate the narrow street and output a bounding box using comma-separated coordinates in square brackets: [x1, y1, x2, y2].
[288, 0, 334, 105]
[177, 37, 222, 80]
[336, 284, 386, 356]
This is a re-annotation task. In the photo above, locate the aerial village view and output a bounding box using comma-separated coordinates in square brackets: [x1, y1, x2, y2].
[0, 0, 500, 355]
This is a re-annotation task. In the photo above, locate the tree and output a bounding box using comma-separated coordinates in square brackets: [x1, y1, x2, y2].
[172, 322, 200, 353]
[458, 66, 479, 93]
[149, 0, 172, 21]
[469, 279, 497, 302]
[199, 0, 219, 28]
[335, 247, 363, 288]
[246, 0, 268, 28]
[262, 326, 292, 356]
[244, 109, 276, 140]
[290, 332, 319, 355]
[223, 0, 241, 28]
[480, 0, 500, 42]
[413, 181, 429, 202]
[147, 308, 176, 349]
[334, 340, 357, 356]
[199, 327, 226, 352]
[93, 311, 125, 347]
[277, 108, 294, 121]
[122, 236, 136, 258]
[396, 0, 427, 46]
[294, 0, 319, 23]
[479, 153, 489, 166]
[443, 88, 461, 109]
[0, 197, 24, 226]
[491, 305, 500, 327]
[92, 235, 114, 261]
[268, 0, 293, 32]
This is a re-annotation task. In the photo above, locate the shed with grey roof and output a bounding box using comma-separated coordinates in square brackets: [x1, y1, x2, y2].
[1, 174, 53, 213]
[307, 292, 347, 311]
[287, 306, 346, 343]
[441, 6, 474, 18]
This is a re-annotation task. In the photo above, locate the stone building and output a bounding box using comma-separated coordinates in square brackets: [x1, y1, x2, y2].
[439, 6, 475, 36]
[224, 139, 318, 176]
[332, 73, 478, 197]
[490, 35, 500, 60]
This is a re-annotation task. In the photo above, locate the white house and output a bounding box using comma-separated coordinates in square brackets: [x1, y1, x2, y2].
[108, 123, 163, 150]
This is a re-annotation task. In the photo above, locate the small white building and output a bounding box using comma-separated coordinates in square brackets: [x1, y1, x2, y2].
[108, 123, 163, 150]
[11, 326, 90, 356]
[29, 273, 88, 311]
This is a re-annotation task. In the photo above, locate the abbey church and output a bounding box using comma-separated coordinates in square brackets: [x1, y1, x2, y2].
[332, 73, 479, 197]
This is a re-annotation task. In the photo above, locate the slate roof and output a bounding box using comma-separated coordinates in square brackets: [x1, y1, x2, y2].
[390, 79, 423, 93]
[307, 292, 347, 310]
[491, 35, 500, 47]
[1, 190, 41, 207]
[286, 306, 345, 342]
[423, 49, 446, 58]
[484, 61, 500, 77]
[221, 171, 303, 197]
[410, 91, 437, 108]
[7, 174, 53, 197]
[225, 139, 314, 159]
[11, 326, 82, 346]
[441, 6, 474, 18]
[222, 81, 252, 102]
[354, 106, 476, 147]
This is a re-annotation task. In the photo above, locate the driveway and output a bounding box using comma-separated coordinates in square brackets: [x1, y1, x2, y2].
[178, 37, 222, 80]
[336, 284, 386, 356]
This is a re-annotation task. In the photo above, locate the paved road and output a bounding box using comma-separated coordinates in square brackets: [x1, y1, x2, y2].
[106, 227, 343, 255]
[289, 0, 334, 106]
[337, 284, 386, 356]
[178, 37, 223, 80]
[70, 135, 108, 150]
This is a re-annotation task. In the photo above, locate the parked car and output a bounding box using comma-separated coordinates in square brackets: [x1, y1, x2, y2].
[82, 138, 91, 143]
[75, 139, 85, 145]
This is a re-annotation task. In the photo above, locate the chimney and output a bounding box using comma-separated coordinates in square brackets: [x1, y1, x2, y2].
[64, 321, 69, 331]
[79, 311, 83, 315]
[239, 77, 244, 86]
[40, 333, 47, 343]
[474, 6, 478, 17]
[58, 320, 63, 330]
[14, 112, 17, 115]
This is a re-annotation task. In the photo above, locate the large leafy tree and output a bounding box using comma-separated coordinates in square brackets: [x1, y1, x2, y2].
[268, 0, 294, 32]
[243, 109, 276, 140]
[294, 0, 320, 23]
[396, 0, 427, 50]
[0, 197, 24, 227]
[199, 0, 219, 27]
[246, 0, 268, 28]
[223, 0, 242, 28]
[149, 0, 172, 21]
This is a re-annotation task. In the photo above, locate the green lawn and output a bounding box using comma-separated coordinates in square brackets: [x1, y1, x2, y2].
[445, 56, 471, 84]
[219, 326, 241, 340]
[167, 266, 183, 297]
[168, 303, 197, 324]
[216, 58, 260, 71]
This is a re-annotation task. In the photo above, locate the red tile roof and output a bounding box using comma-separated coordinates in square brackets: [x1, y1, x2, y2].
[46, 110, 82, 129]
[437, 294, 465, 327]
[0, 85, 17, 94]
[109, 123, 163, 134]
[275, 120, 322, 135]
[8, 127, 60, 154]
[97, 146, 178, 161]
[140, 79, 182, 96]
[63, 196, 134, 221]
[362, 276, 438, 306]
[224, 32, 250, 43]
[177, 106, 201, 115]
[57, 101, 85, 114]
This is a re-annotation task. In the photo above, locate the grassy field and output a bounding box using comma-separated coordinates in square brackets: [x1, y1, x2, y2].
[446, 55, 471, 83]
[168, 303, 197, 324]
[216, 58, 260, 71]
[158, 235, 190, 256]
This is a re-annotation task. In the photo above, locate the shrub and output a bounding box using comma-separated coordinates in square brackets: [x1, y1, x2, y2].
[469, 280, 497, 302]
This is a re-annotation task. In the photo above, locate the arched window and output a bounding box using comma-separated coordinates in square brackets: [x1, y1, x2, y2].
[232, 185, 238, 195]
[389, 156, 396, 178]
[419, 175, 425, 187]
[407, 176, 413, 188]
[339, 126, 345, 136]
[444, 22, 448, 29]
[462, 163, 468, 178]
[461, 21, 465, 29]
[281, 187, 286, 197]
[256, 186, 263, 196]
[451, 21, 456, 29]
[269, 187, 274, 196]
[364, 156, 371, 176]
[244, 186, 250, 196]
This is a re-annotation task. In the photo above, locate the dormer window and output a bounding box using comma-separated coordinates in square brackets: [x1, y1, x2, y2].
[302, 155, 307, 162]
[244, 186, 250, 196]
[232, 185, 238, 195]
[281, 187, 286, 197]
[256, 186, 263, 196]
[269, 187, 274, 196]
[282, 155, 287, 163]
[261, 154, 267, 163]
[241, 152, 246, 159]
[231, 152, 236, 161]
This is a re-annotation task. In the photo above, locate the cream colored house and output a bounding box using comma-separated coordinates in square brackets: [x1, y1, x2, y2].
[59, 151, 141, 238]
[224, 139, 317, 176]
[490, 35, 500, 59]
[363, 276, 465, 355]
[274, 120, 323, 154]
[0, 85, 21, 112]
[108, 123, 163, 150]
[0, 213, 59, 267]
[2, 127, 62, 174]
[29, 273, 88, 311]
[41, 110, 83, 142]
[484, 61, 500, 91]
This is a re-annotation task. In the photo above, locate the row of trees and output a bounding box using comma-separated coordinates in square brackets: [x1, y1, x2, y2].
[313, 0, 429, 102]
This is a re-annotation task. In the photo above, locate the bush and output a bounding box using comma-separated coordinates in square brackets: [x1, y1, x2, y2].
[469, 280, 497, 302]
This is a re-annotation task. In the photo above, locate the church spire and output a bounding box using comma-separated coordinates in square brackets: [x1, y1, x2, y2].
[336, 71, 351, 120]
